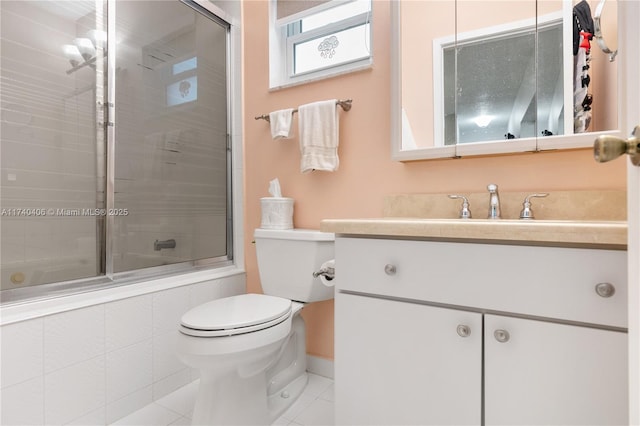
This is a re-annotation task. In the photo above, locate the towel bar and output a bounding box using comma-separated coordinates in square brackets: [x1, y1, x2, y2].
[255, 99, 352, 122]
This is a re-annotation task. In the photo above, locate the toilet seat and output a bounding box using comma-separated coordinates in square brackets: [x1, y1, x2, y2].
[180, 294, 292, 337]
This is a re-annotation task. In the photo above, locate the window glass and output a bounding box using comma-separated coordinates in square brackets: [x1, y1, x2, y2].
[301, 0, 370, 32]
[270, 0, 372, 88]
[294, 23, 371, 75]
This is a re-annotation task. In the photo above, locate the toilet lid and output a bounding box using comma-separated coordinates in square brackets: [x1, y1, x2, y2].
[180, 294, 292, 336]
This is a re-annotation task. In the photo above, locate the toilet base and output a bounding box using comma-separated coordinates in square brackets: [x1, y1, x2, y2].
[193, 370, 270, 425]
[268, 372, 308, 420]
[266, 312, 308, 421]
[183, 310, 309, 425]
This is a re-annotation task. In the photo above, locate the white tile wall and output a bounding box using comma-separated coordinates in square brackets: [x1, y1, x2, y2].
[67, 406, 107, 426]
[0, 377, 45, 425]
[106, 340, 153, 403]
[105, 386, 153, 425]
[0, 274, 245, 425]
[152, 333, 187, 386]
[152, 369, 193, 402]
[152, 287, 190, 336]
[0, 317, 43, 387]
[44, 356, 106, 425]
[105, 295, 153, 353]
[44, 305, 105, 374]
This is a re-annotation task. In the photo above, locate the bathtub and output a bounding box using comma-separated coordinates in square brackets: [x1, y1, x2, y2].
[1, 257, 97, 291]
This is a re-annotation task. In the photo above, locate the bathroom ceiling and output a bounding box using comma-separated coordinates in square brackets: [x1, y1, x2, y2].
[33, 0, 95, 21]
[29, 0, 192, 48]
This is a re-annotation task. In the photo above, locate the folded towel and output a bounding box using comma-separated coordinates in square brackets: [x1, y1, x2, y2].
[269, 108, 294, 139]
[298, 100, 339, 173]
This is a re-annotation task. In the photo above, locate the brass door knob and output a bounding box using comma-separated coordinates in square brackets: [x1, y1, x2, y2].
[594, 126, 640, 166]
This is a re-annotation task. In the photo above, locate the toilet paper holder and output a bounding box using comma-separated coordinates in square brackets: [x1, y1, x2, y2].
[313, 264, 335, 281]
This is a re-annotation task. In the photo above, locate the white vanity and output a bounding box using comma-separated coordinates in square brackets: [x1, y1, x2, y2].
[322, 218, 628, 425]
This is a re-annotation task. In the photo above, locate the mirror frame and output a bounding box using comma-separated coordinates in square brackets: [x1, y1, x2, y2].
[390, 1, 625, 162]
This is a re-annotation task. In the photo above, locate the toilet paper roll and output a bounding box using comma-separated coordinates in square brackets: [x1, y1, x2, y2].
[319, 259, 336, 287]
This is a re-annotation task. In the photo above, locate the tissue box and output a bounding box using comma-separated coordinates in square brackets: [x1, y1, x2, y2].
[260, 197, 294, 229]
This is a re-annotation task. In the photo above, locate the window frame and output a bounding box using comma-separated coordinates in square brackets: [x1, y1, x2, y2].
[269, 0, 373, 89]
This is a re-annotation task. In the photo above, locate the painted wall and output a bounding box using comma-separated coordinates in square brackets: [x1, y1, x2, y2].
[242, 0, 626, 360]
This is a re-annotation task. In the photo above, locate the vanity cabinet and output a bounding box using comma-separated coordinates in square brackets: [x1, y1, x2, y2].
[483, 314, 627, 425]
[334, 237, 628, 425]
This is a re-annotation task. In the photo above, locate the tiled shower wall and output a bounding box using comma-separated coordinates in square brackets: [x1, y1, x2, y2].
[0, 273, 245, 425]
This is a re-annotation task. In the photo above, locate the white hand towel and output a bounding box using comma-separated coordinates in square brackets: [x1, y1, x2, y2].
[298, 100, 339, 173]
[269, 108, 294, 139]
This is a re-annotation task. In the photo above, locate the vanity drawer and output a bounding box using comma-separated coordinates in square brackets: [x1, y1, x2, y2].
[335, 237, 627, 328]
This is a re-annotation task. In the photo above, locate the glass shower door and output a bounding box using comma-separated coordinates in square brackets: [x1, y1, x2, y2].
[111, 1, 230, 273]
[0, 0, 232, 301]
[0, 0, 107, 291]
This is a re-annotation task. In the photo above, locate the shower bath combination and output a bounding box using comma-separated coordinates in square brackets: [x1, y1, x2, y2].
[1, 0, 232, 299]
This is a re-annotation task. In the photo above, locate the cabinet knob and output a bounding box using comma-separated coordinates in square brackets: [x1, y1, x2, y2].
[494, 329, 510, 343]
[384, 264, 397, 275]
[456, 324, 471, 338]
[595, 282, 615, 298]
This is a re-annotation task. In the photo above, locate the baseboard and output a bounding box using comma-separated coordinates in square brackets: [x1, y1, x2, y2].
[306, 355, 334, 379]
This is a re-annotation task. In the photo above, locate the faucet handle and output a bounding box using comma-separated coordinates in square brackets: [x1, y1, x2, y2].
[520, 193, 549, 220]
[448, 195, 472, 219]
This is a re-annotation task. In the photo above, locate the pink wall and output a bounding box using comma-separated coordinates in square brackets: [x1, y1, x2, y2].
[242, 0, 625, 360]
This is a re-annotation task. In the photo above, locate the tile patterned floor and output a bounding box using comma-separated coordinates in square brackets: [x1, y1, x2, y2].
[110, 373, 334, 426]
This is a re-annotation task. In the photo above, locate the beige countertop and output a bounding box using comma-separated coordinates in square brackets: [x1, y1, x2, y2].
[320, 218, 628, 249]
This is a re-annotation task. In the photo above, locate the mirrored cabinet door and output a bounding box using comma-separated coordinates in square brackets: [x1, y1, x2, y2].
[396, 0, 455, 159]
[392, 0, 624, 161]
[453, 0, 538, 156]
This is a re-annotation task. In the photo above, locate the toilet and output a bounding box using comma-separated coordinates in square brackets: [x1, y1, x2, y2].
[176, 228, 335, 425]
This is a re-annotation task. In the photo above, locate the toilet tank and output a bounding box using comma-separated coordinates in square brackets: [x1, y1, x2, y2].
[254, 228, 335, 302]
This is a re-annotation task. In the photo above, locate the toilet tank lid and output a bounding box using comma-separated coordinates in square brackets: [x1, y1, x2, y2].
[254, 228, 334, 241]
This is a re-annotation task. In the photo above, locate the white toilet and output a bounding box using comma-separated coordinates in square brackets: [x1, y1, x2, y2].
[176, 228, 335, 425]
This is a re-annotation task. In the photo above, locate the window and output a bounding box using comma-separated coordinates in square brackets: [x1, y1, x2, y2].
[269, 0, 372, 88]
[167, 57, 198, 107]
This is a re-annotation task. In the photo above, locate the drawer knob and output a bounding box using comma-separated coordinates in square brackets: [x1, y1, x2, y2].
[494, 329, 510, 343]
[595, 282, 615, 298]
[384, 264, 397, 275]
[456, 324, 471, 338]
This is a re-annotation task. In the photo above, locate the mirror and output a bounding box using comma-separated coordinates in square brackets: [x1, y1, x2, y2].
[391, 0, 621, 161]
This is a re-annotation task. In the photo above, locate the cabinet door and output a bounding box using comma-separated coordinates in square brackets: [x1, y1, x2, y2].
[485, 315, 628, 425]
[335, 292, 482, 425]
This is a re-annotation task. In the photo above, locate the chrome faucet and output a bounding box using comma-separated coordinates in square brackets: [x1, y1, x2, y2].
[487, 184, 501, 219]
[448, 194, 472, 219]
[154, 239, 176, 251]
[519, 193, 549, 219]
